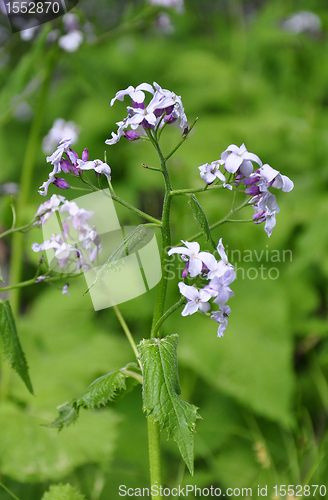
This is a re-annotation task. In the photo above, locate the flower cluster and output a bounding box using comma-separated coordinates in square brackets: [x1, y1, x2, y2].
[168, 239, 235, 337]
[199, 143, 294, 237]
[32, 194, 102, 274]
[39, 138, 111, 196]
[106, 82, 187, 145]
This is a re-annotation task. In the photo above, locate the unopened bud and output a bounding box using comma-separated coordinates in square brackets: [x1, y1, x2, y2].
[53, 177, 70, 189]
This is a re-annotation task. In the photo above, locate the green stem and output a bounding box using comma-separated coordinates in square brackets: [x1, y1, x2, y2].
[99, 282, 141, 364]
[9, 45, 57, 316]
[0, 272, 83, 293]
[111, 193, 162, 225]
[0, 481, 21, 500]
[165, 117, 198, 162]
[147, 416, 162, 500]
[170, 184, 223, 196]
[112, 302, 140, 364]
[152, 296, 186, 337]
[0, 221, 35, 240]
[145, 133, 175, 498]
[80, 177, 162, 225]
[150, 139, 172, 337]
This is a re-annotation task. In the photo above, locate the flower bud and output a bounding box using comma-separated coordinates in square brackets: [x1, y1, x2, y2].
[60, 159, 72, 174]
[124, 130, 140, 141]
[82, 148, 89, 161]
[252, 211, 265, 223]
[245, 185, 260, 196]
[53, 177, 70, 189]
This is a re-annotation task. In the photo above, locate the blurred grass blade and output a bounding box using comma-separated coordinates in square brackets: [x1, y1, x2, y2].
[0, 299, 33, 394]
[138, 334, 200, 475]
[0, 25, 51, 125]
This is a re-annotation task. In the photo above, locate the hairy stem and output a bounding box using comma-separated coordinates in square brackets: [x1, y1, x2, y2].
[147, 416, 162, 500]
[150, 138, 172, 337]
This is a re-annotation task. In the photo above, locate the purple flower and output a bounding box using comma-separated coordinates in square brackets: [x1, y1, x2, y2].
[257, 164, 294, 192]
[221, 143, 262, 175]
[110, 83, 154, 107]
[211, 304, 231, 338]
[106, 82, 188, 145]
[39, 138, 73, 196]
[152, 82, 187, 128]
[252, 194, 279, 238]
[77, 159, 111, 181]
[32, 198, 102, 272]
[62, 284, 70, 295]
[207, 238, 234, 279]
[199, 160, 226, 185]
[168, 240, 216, 278]
[178, 282, 212, 316]
[207, 269, 236, 305]
[34, 194, 66, 226]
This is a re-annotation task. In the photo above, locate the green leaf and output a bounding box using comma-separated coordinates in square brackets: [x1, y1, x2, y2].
[0, 299, 33, 394]
[138, 334, 200, 475]
[0, 401, 120, 483]
[188, 194, 215, 247]
[0, 261, 3, 282]
[41, 484, 86, 500]
[49, 363, 142, 430]
[86, 225, 147, 293]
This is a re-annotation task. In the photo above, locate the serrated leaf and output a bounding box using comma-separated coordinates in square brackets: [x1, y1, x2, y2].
[0, 299, 33, 394]
[49, 363, 142, 430]
[41, 484, 86, 500]
[188, 194, 215, 246]
[86, 225, 147, 293]
[138, 334, 200, 475]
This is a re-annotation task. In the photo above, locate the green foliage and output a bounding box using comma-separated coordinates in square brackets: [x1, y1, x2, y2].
[138, 334, 200, 475]
[0, 299, 33, 394]
[2, 0, 328, 496]
[49, 363, 142, 430]
[0, 25, 52, 126]
[0, 401, 120, 483]
[41, 483, 86, 500]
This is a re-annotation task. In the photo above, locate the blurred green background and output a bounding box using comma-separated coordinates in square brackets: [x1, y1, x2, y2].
[1, 0, 328, 498]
